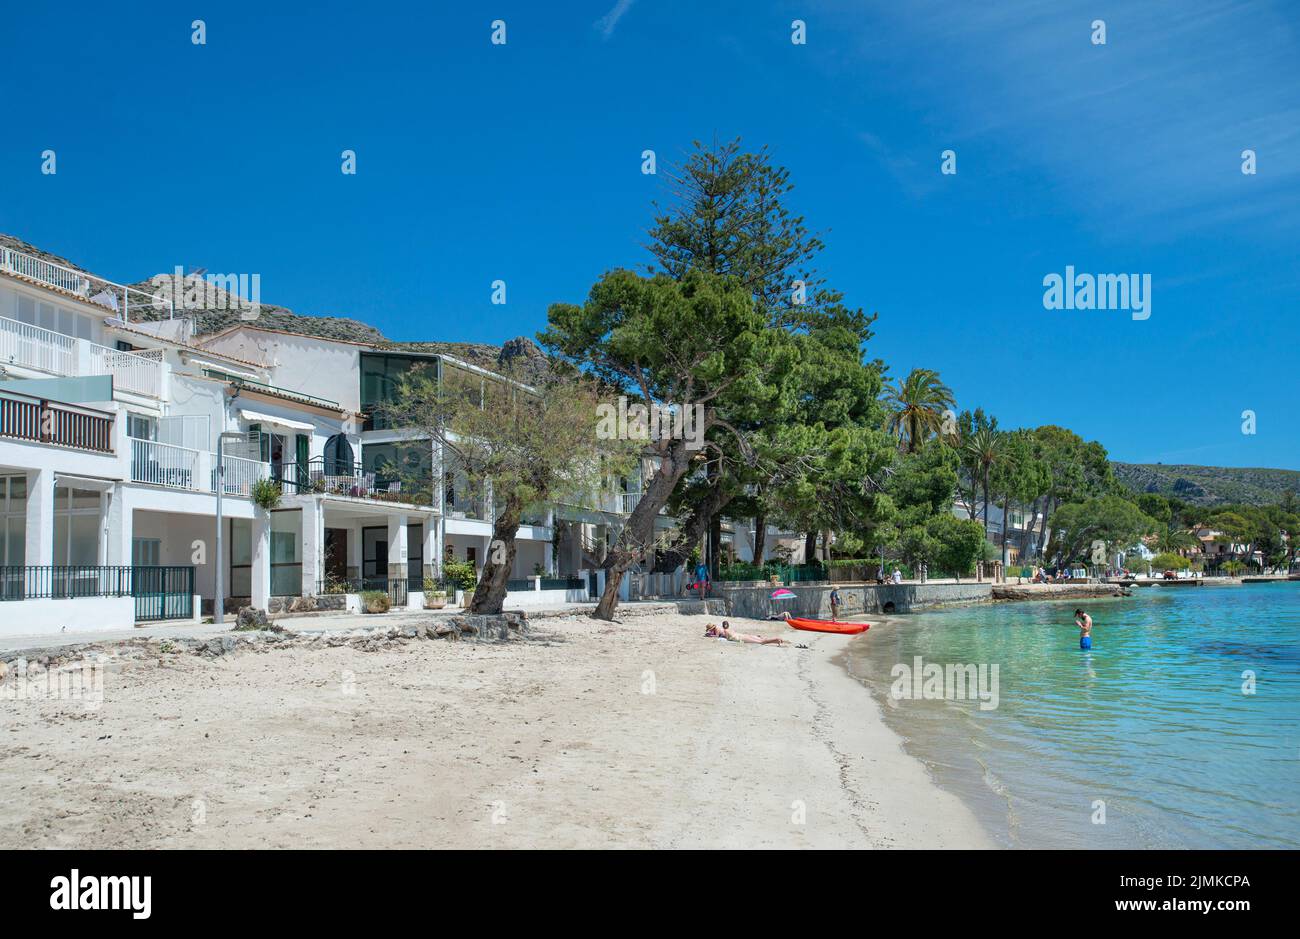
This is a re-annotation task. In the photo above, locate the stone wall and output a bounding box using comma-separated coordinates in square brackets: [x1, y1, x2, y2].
[716, 581, 994, 619]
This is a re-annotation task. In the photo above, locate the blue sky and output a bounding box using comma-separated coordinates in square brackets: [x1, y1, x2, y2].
[2, 0, 1297, 468]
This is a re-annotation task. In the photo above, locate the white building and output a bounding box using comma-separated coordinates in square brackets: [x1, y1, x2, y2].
[1, 242, 689, 634]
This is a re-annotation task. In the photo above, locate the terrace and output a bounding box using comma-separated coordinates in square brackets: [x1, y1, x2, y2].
[0, 388, 115, 453]
[0, 313, 167, 398]
[1, 245, 172, 320]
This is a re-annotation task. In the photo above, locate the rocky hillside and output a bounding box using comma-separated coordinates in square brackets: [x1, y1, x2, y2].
[1112, 462, 1300, 507]
[1, 234, 552, 384]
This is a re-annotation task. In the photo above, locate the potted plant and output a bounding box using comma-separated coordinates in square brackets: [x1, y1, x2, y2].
[360, 590, 391, 614]
[423, 576, 448, 609]
[251, 477, 282, 510]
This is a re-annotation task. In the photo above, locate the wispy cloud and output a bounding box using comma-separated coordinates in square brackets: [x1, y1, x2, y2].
[595, 0, 637, 40]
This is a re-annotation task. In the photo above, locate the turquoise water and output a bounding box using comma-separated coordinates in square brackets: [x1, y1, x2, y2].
[844, 583, 1300, 848]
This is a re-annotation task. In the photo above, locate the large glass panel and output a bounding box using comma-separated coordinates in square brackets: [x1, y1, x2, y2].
[70, 487, 100, 510]
[4, 517, 24, 567]
[16, 294, 36, 325]
[69, 515, 98, 565]
[229, 518, 252, 564]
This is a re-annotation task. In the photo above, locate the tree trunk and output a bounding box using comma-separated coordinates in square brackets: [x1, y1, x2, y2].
[804, 531, 817, 564]
[708, 515, 721, 579]
[593, 439, 695, 620]
[1000, 492, 1010, 568]
[752, 510, 767, 565]
[981, 471, 990, 538]
[469, 496, 522, 614]
[821, 529, 831, 563]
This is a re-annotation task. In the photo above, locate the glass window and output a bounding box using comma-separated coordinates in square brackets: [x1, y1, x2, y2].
[230, 518, 252, 565]
[16, 294, 36, 324]
[70, 488, 100, 510]
[58, 307, 75, 337]
[4, 517, 24, 567]
[132, 538, 161, 567]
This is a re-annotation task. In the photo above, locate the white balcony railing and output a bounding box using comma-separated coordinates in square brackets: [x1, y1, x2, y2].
[619, 491, 642, 514]
[0, 315, 166, 398]
[0, 314, 76, 374]
[131, 438, 201, 490]
[87, 342, 164, 397]
[1, 245, 172, 318]
[217, 454, 269, 496]
[132, 437, 270, 496]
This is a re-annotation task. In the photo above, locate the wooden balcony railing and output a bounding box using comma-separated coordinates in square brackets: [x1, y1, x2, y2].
[0, 390, 114, 452]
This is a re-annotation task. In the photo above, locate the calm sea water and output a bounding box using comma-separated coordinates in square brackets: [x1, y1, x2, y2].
[844, 583, 1300, 848]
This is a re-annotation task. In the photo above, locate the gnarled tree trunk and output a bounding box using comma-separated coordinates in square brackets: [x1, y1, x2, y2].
[470, 496, 522, 614]
[594, 439, 695, 620]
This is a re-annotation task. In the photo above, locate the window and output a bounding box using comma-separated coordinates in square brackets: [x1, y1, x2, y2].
[230, 518, 252, 596]
[127, 414, 156, 441]
[359, 353, 433, 430]
[0, 476, 28, 567]
[52, 485, 102, 566]
[132, 538, 161, 567]
[364, 441, 431, 491]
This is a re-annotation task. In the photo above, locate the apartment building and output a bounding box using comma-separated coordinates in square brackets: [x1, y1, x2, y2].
[1, 243, 675, 634]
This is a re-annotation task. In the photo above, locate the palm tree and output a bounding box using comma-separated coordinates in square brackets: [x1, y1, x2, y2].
[964, 427, 1005, 538]
[1156, 529, 1198, 555]
[884, 368, 956, 453]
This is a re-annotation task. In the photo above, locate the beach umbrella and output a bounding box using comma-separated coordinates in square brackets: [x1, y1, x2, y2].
[770, 588, 796, 601]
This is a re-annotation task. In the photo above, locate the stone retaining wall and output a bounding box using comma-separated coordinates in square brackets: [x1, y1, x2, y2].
[716, 581, 994, 619]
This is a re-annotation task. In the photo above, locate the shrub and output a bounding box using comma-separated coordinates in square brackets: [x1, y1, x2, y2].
[360, 590, 391, 614]
[251, 477, 282, 510]
[1149, 552, 1191, 571]
[443, 559, 478, 592]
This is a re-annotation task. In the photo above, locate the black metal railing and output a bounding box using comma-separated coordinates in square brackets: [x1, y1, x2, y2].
[270, 457, 431, 504]
[0, 565, 194, 621]
[314, 574, 426, 595]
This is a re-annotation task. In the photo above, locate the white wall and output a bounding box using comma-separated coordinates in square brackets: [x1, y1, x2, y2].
[201, 327, 363, 412]
[0, 597, 136, 635]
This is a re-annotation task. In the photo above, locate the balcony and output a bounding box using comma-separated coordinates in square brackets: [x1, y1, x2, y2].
[0, 389, 114, 453]
[0, 314, 167, 398]
[272, 457, 431, 504]
[1, 245, 171, 319]
[130, 436, 271, 496]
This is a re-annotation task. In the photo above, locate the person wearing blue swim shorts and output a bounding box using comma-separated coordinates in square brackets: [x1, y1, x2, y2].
[1075, 608, 1093, 650]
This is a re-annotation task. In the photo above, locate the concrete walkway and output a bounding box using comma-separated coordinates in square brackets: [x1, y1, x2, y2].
[0, 598, 711, 656]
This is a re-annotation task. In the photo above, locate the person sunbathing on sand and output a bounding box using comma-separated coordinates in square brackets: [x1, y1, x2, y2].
[704, 621, 788, 645]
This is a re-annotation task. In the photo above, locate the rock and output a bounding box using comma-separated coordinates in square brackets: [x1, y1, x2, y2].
[0, 660, 7, 682]
[234, 606, 271, 631]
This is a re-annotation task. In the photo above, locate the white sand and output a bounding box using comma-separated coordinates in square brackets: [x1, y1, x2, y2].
[0, 611, 991, 849]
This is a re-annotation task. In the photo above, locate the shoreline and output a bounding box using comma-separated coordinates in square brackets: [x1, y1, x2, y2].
[0, 610, 991, 849]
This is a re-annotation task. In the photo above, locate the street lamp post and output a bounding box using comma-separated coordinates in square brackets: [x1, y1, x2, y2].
[214, 431, 246, 625]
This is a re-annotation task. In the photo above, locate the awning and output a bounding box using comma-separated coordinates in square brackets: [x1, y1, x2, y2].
[238, 409, 315, 432]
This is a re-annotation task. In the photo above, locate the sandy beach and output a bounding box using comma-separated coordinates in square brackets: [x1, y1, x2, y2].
[0, 610, 991, 849]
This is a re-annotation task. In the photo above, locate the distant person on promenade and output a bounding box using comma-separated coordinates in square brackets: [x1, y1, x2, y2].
[694, 559, 709, 600]
[1074, 608, 1093, 650]
[891, 567, 903, 585]
[829, 586, 842, 620]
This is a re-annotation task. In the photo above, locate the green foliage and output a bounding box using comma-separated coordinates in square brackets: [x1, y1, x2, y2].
[885, 368, 955, 453]
[360, 590, 391, 613]
[251, 477, 282, 510]
[926, 514, 986, 578]
[1149, 552, 1192, 571]
[1112, 463, 1300, 508]
[1050, 496, 1161, 563]
[442, 559, 477, 592]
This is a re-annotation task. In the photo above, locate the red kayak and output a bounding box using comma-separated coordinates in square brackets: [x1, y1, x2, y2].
[785, 617, 870, 635]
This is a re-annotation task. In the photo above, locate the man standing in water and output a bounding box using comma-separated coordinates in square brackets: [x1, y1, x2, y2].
[1075, 608, 1093, 650]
